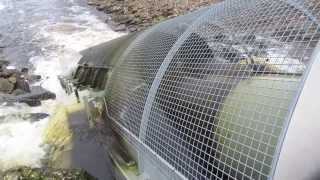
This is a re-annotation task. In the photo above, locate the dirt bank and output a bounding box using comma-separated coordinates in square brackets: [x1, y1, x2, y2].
[87, 0, 221, 32]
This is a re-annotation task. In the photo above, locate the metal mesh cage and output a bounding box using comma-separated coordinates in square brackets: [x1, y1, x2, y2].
[106, 9, 207, 137]
[103, 0, 320, 179]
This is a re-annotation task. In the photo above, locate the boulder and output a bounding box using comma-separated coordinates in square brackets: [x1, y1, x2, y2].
[16, 78, 31, 93]
[23, 113, 49, 121]
[0, 113, 49, 122]
[96, 4, 106, 11]
[27, 74, 42, 83]
[0, 60, 9, 70]
[0, 86, 56, 107]
[11, 89, 27, 96]
[20, 99, 41, 106]
[0, 69, 20, 78]
[0, 78, 14, 94]
[87, 0, 100, 6]
[114, 24, 127, 32]
[18, 86, 56, 105]
[8, 76, 17, 84]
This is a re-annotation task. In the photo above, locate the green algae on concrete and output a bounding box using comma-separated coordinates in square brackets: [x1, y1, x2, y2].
[43, 103, 84, 168]
[44, 103, 85, 148]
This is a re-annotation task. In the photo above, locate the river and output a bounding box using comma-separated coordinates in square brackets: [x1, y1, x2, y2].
[0, 0, 123, 173]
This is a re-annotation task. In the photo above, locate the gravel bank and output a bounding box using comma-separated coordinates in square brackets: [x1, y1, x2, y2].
[87, 0, 221, 32]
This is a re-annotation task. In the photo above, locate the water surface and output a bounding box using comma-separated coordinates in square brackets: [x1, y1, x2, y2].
[0, 0, 122, 172]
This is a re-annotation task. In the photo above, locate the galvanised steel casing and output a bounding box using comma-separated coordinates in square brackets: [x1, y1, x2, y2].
[75, 0, 320, 179]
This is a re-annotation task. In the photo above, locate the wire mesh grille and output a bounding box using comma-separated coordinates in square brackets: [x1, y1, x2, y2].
[104, 0, 320, 179]
[143, 0, 320, 179]
[106, 10, 206, 137]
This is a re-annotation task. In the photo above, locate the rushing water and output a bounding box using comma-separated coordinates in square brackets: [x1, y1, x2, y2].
[0, 0, 123, 171]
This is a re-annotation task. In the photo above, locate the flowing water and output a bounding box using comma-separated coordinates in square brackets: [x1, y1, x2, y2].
[0, 0, 123, 171]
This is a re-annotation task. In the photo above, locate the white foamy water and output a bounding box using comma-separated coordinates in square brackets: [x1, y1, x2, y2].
[0, 102, 54, 170]
[0, 2, 5, 10]
[0, 114, 49, 170]
[32, 6, 123, 100]
[0, 1, 123, 171]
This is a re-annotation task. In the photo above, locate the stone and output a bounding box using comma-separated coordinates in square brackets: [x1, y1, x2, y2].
[0, 86, 56, 106]
[87, 1, 100, 6]
[22, 99, 41, 107]
[8, 76, 17, 84]
[0, 60, 9, 68]
[129, 27, 137, 32]
[0, 61, 9, 73]
[24, 86, 56, 100]
[0, 78, 14, 94]
[113, 15, 133, 24]
[22, 113, 49, 122]
[21, 67, 29, 74]
[28, 75, 42, 82]
[96, 4, 106, 11]
[114, 24, 127, 32]
[16, 78, 30, 93]
[0, 69, 20, 78]
[11, 89, 26, 95]
[110, 5, 122, 13]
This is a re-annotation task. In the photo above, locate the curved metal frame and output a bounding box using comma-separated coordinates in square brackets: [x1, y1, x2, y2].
[274, 42, 320, 180]
[100, 0, 320, 179]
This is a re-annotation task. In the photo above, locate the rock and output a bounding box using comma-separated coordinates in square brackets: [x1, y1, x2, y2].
[87, 1, 100, 6]
[16, 78, 31, 93]
[0, 62, 9, 73]
[28, 75, 42, 83]
[113, 15, 133, 24]
[0, 78, 14, 94]
[96, 4, 106, 11]
[129, 26, 137, 32]
[24, 113, 49, 121]
[0, 69, 20, 78]
[2, 167, 97, 180]
[0, 60, 9, 69]
[18, 86, 56, 102]
[21, 99, 41, 106]
[8, 76, 17, 84]
[11, 88, 26, 95]
[21, 67, 29, 74]
[0, 86, 56, 106]
[0, 113, 49, 122]
[114, 24, 127, 32]
[109, 5, 122, 13]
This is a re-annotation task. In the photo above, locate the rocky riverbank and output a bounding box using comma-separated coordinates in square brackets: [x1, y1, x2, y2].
[0, 60, 56, 106]
[87, 0, 221, 32]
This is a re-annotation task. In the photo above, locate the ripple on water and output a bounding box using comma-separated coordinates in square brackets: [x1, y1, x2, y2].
[46, 23, 87, 35]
